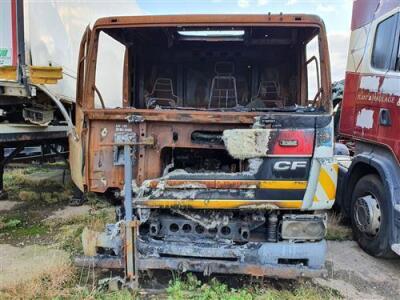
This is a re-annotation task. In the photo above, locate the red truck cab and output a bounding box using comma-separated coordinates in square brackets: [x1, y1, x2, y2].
[338, 0, 400, 257]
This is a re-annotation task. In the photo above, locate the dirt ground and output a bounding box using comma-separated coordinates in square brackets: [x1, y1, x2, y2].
[0, 244, 70, 290]
[317, 241, 400, 300]
[0, 164, 399, 299]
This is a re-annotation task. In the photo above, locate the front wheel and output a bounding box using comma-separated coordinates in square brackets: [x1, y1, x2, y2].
[350, 174, 394, 258]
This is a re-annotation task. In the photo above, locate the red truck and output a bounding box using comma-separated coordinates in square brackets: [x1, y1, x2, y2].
[337, 0, 400, 257]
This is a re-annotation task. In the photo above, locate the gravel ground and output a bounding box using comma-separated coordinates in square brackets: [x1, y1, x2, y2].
[0, 200, 20, 212]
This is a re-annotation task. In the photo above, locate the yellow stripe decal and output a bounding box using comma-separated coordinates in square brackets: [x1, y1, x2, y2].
[259, 181, 307, 190]
[137, 199, 303, 209]
[319, 168, 336, 200]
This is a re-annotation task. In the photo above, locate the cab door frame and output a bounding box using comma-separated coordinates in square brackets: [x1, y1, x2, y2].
[69, 26, 91, 191]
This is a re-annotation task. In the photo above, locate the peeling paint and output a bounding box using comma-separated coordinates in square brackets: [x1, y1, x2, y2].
[355, 108, 374, 129]
[360, 75, 380, 92]
[360, 75, 400, 97]
[380, 77, 400, 96]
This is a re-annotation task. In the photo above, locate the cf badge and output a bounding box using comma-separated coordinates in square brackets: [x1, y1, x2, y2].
[273, 161, 307, 171]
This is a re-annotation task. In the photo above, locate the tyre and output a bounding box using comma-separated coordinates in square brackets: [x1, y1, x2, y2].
[350, 174, 394, 257]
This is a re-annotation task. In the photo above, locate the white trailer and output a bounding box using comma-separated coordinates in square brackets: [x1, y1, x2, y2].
[0, 0, 142, 198]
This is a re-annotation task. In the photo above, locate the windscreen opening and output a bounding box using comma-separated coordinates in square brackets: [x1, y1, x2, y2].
[92, 25, 326, 112]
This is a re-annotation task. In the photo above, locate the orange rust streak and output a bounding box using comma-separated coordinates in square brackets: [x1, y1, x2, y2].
[136, 199, 303, 209]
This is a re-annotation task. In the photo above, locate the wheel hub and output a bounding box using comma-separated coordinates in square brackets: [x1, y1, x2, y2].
[354, 194, 381, 235]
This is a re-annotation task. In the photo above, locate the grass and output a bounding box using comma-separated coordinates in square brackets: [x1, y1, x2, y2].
[3, 165, 72, 204]
[0, 216, 50, 240]
[0, 261, 135, 300]
[326, 212, 353, 241]
[167, 274, 341, 300]
[0, 270, 341, 300]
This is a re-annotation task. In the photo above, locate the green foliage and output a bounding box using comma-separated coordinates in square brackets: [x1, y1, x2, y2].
[0, 216, 49, 238]
[2, 218, 21, 229]
[167, 274, 341, 300]
[53, 208, 115, 255]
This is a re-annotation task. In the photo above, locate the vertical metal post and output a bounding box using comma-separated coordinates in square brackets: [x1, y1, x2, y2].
[124, 145, 132, 221]
[123, 144, 135, 286]
[0, 147, 5, 200]
[16, 0, 28, 90]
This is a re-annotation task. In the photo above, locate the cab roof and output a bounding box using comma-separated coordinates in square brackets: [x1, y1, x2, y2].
[93, 14, 326, 30]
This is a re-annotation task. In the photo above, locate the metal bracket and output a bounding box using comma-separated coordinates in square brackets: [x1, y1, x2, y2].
[112, 132, 155, 165]
[113, 132, 137, 165]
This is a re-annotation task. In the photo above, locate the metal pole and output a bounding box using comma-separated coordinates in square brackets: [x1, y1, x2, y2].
[124, 145, 132, 221]
[0, 146, 5, 199]
[123, 144, 135, 285]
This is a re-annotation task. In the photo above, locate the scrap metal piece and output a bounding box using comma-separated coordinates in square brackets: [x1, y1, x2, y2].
[82, 224, 123, 257]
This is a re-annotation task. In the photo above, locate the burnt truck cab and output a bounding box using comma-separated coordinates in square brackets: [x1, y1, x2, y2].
[71, 14, 337, 282]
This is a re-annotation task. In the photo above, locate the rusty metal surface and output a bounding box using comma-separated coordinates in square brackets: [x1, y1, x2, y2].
[93, 14, 326, 29]
[87, 119, 248, 192]
[86, 109, 261, 123]
[74, 255, 124, 269]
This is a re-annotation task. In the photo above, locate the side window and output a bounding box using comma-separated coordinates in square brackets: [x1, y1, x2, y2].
[306, 35, 321, 104]
[371, 14, 397, 70]
[95, 31, 125, 108]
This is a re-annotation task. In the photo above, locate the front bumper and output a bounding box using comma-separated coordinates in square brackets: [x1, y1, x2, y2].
[75, 238, 327, 279]
[137, 257, 326, 279]
[137, 238, 327, 278]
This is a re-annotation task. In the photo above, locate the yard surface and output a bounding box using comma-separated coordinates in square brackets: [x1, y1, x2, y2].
[0, 164, 399, 299]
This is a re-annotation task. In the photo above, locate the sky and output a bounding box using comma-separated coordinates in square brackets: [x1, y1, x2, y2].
[135, 0, 353, 81]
